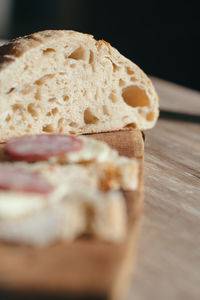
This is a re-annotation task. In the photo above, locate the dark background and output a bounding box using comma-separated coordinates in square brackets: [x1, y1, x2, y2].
[1, 0, 200, 91]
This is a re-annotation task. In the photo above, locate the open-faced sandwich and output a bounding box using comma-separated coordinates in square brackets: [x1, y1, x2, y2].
[0, 133, 139, 245]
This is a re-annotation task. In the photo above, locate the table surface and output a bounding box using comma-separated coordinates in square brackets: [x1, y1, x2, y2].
[126, 77, 200, 300]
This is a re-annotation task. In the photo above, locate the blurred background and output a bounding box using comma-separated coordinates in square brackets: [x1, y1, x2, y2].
[0, 0, 199, 91]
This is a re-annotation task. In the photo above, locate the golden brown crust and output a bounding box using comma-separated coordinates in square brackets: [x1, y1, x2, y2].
[97, 40, 111, 47]
[0, 31, 71, 70]
[0, 36, 40, 70]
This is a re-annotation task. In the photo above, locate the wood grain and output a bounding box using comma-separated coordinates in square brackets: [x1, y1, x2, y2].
[0, 130, 144, 300]
[126, 111, 200, 299]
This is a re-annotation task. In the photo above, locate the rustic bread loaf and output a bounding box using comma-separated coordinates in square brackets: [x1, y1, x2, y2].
[0, 30, 159, 140]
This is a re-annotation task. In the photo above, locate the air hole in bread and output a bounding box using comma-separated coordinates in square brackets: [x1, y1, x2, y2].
[89, 50, 94, 64]
[28, 103, 38, 117]
[138, 108, 145, 117]
[131, 77, 137, 82]
[7, 87, 15, 94]
[69, 130, 76, 135]
[122, 85, 149, 107]
[112, 62, 120, 72]
[146, 111, 155, 121]
[58, 118, 64, 131]
[42, 48, 56, 55]
[24, 65, 28, 71]
[48, 97, 56, 103]
[58, 118, 64, 124]
[22, 86, 34, 95]
[109, 93, 118, 103]
[119, 79, 125, 87]
[102, 105, 109, 115]
[42, 124, 54, 132]
[51, 107, 58, 115]
[84, 108, 99, 124]
[35, 88, 41, 100]
[124, 122, 137, 129]
[5, 114, 11, 122]
[126, 67, 134, 75]
[69, 46, 86, 60]
[35, 74, 55, 85]
[12, 104, 23, 112]
[63, 95, 69, 101]
[94, 90, 98, 100]
[69, 122, 78, 127]
[70, 63, 76, 68]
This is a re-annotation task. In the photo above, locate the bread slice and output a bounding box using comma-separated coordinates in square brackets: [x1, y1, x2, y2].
[0, 30, 159, 141]
[0, 189, 126, 246]
[0, 162, 126, 245]
[0, 134, 139, 191]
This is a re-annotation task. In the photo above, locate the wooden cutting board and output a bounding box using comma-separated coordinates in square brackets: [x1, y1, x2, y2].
[0, 130, 144, 300]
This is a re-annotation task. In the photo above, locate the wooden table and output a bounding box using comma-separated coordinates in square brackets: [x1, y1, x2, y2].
[126, 77, 200, 300]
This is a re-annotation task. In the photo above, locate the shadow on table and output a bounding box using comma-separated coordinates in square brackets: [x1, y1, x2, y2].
[0, 289, 105, 300]
[160, 110, 200, 123]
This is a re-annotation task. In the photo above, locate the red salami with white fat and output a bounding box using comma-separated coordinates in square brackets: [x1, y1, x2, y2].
[0, 165, 54, 194]
[4, 134, 83, 161]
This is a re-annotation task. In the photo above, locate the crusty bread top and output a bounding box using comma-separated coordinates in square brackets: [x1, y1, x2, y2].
[0, 30, 159, 140]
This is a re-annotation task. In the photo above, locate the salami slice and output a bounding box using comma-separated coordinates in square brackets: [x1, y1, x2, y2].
[4, 134, 83, 161]
[0, 165, 54, 194]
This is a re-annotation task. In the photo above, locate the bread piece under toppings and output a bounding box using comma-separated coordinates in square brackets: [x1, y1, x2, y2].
[0, 162, 127, 245]
[0, 133, 139, 245]
[2, 134, 139, 191]
[0, 30, 158, 141]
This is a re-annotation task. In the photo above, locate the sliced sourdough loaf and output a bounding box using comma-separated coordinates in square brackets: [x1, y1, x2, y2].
[0, 30, 159, 140]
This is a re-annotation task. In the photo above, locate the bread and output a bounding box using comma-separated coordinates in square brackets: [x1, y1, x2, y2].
[0, 30, 159, 141]
[0, 132, 139, 245]
[0, 162, 127, 245]
[45, 135, 139, 190]
[0, 134, 139, 191]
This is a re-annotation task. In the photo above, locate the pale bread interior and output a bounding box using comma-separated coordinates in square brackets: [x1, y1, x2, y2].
[0, 30, 159, 140]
